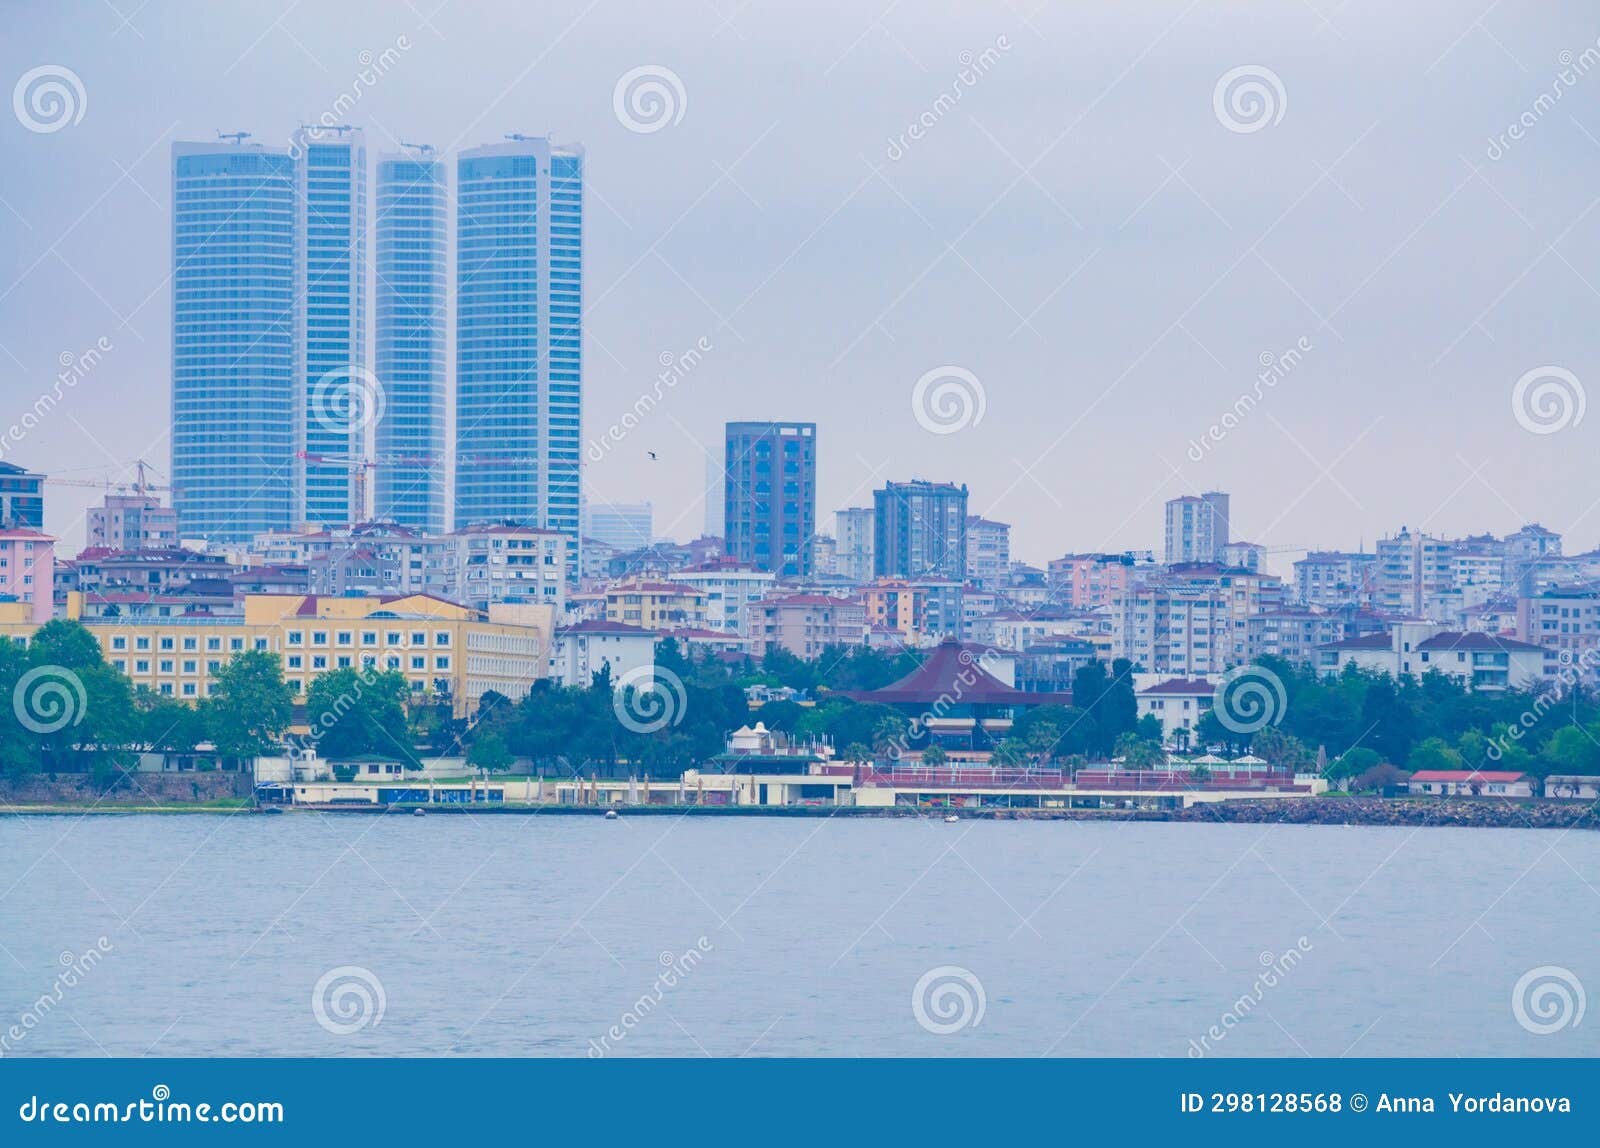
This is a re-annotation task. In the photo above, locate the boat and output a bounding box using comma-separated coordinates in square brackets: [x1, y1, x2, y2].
[413, 808, 426, 817]
[604, 809, 620, 820]
[944, 814, 959, 823]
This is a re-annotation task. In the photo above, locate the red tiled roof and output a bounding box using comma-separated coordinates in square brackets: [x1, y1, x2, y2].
[1415, 631, 1544, 653]
[1140, 678, 1216, 695]
[556, 619, 655, 635]
[1409, 770, 1528, 783]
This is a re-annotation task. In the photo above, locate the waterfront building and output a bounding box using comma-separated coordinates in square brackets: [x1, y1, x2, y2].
[0, 527, 54, 622]
[1163, 492, 1230, 565]
[0, 592, 555, 717]
[1516, 587, 1600, 685]
[1135, 677, 1218, 745]
[873, 480, 968, 581]
[835, 507, 875, 584]
[171, 139, 297, 541]
[294, 127, 367, 528]
[374, 149, 447, 532]
[1407, 770, 1533, 797]
[0, 462, 45, 529]
[723, 421, 817, 577]
[455, 137, 584, 552]
[754, 593, 866, 659]
[1314, 623, 1545, 691]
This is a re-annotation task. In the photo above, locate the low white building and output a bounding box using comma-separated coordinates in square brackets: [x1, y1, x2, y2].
[1136, 677, 1218, 743]
[547, 619, 656, 689]
[1544, 775, 1600, 800]
[1314, 622, 1544, 692]
[1406, 770, 1533, 797]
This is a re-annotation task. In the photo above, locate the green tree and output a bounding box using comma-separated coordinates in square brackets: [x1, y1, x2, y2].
[1252, 726, 1314, 772]
[208, 650, 293, 763]
[1405, 736, 1464, 775]
[1133, 713, 1165, 744]
[305, 668, 413, 763]
[1114, 731, 1166, 768]
[1326, 747, 1380, 789]
[467, 729, 514, 773]
[921, 743, 948, 766]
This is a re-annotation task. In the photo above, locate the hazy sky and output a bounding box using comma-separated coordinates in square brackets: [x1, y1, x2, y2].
[4, 1, 1600, 572]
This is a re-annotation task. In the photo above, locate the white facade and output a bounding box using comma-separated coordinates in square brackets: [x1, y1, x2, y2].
[547, 621, 655, 688]
[667, 566, 776, 635]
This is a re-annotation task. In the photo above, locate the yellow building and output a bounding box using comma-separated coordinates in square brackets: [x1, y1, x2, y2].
[603, 580, 707, 630]
[859, 580, 925, 640]
[0, 593, 554, 718]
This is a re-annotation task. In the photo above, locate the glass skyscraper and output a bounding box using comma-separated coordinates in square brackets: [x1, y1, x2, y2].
[295, 127, 366, 528]
[171, 139, 297, 542]
[374, 149, 446, 532]
[455, 136, 583, 550]
[723, 421, 817, 577]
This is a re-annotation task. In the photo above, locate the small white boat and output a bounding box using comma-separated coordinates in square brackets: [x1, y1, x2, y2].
[604, 809, 620, 820]
[944, 814, 959, 823]
[413, 808, 426, 817]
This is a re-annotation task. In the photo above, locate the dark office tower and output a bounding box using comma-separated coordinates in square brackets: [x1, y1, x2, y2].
[374, 150, 447, 532]
[723, 421, 816, 577]
[873, 480, 969, 580]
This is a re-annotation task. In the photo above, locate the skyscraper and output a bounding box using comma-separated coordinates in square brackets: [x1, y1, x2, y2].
[873, 480, 968, 581]
[723, 421, 816, 577]
[374, 149, 447, 532]
[1163, 491, 1231, 565]
[835, 507, 875, 584]
[295, 127, 367, 528]
[171, 138, 297, 542]
[454, 136, 584, 551]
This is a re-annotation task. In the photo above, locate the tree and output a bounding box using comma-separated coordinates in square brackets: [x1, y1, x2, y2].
[1353, 762, 1407, 793]
[305, 668, 413, 763]
[467, 729, 514, 773]
[1252, 726, 1314, 773]
[1326, 747, 1380, 789]
[921, 744, 948, 766]
[1114, 731, 1166, 769]
[872, 714, 910, 759]
[992, 739, 1026, 767]
[1405, 736, 1464, 775]
[1133, 714, 1165, 744]
[208, 650, 293, 763]
[1189, 764, 1213, 783]
[842, 741, 871, 764]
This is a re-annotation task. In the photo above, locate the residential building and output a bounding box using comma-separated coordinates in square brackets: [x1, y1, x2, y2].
[668, 561, 775, 635]
[1220, 541, 1266, 574]
[294, 126, 366, 527]
[835, 507, 875, 584]
[1375, 528, 1452, 615]
[1516, 588, 1600, 684]
[723, 421, 817, 577]
[87, 493, 180, 551]
[873, 480, 968, 581]
[446, 523, 568, 612]
[810, 533, 838, 577]
[1314, 623, 1544, 692]
[455, 137, 584, 550]
[1112, 582, 1231, 676]
[754, 593, 866, 659]
[171, 138, 298, 541]
[1136, 678, 1217, 744]
[374, 149, 447, 533]
[1047, 552, 1146, 610]
[603, 580, 707, 630]
[1012, 637, 1098, 694]
[1293, 551, 1376, 608]
[1407, 770, 1533, 797]
[0, 461, 44, 528]
[965, 516, 1011, 590]
[1164, 492, 1230, 565]
[547, 618, 656, 689]
[860, 580, 924, 641]
[0, 527, 54, 622]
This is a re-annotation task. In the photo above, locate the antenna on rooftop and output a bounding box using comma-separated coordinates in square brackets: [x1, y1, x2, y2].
[217, 130, 253, 145]
[400, 140, 436, 156]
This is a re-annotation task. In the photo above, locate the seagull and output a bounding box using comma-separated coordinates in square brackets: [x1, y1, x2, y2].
[647, 452, 658, 460]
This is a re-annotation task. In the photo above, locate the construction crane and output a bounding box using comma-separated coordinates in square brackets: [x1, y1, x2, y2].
[216, 130, 252, 145]
[296, 451, 438, 522]
[400, 140, 436, 157]
[45, 459, 170, 498]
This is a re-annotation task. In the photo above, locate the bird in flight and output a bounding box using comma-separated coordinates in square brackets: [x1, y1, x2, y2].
[648, 452, 658, 460]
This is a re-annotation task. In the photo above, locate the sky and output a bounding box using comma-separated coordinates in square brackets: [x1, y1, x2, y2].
[3, 1, 1600, 572]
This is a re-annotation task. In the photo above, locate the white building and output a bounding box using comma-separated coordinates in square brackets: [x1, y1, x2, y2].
[1163, 492, 1229, 565]
[965, 516, 1011, 590]
[835, 507, 875, 584]
[445, 524, 568, 612]
[1314, 623, 1544, 692]
[584, 501, 653, 553]
[1136, 677, 1219, 744]
[667, 563, 775, 635]
[547, 619, 656, 689]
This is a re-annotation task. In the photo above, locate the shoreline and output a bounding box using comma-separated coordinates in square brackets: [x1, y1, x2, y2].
[2, 796, 1595, 830]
